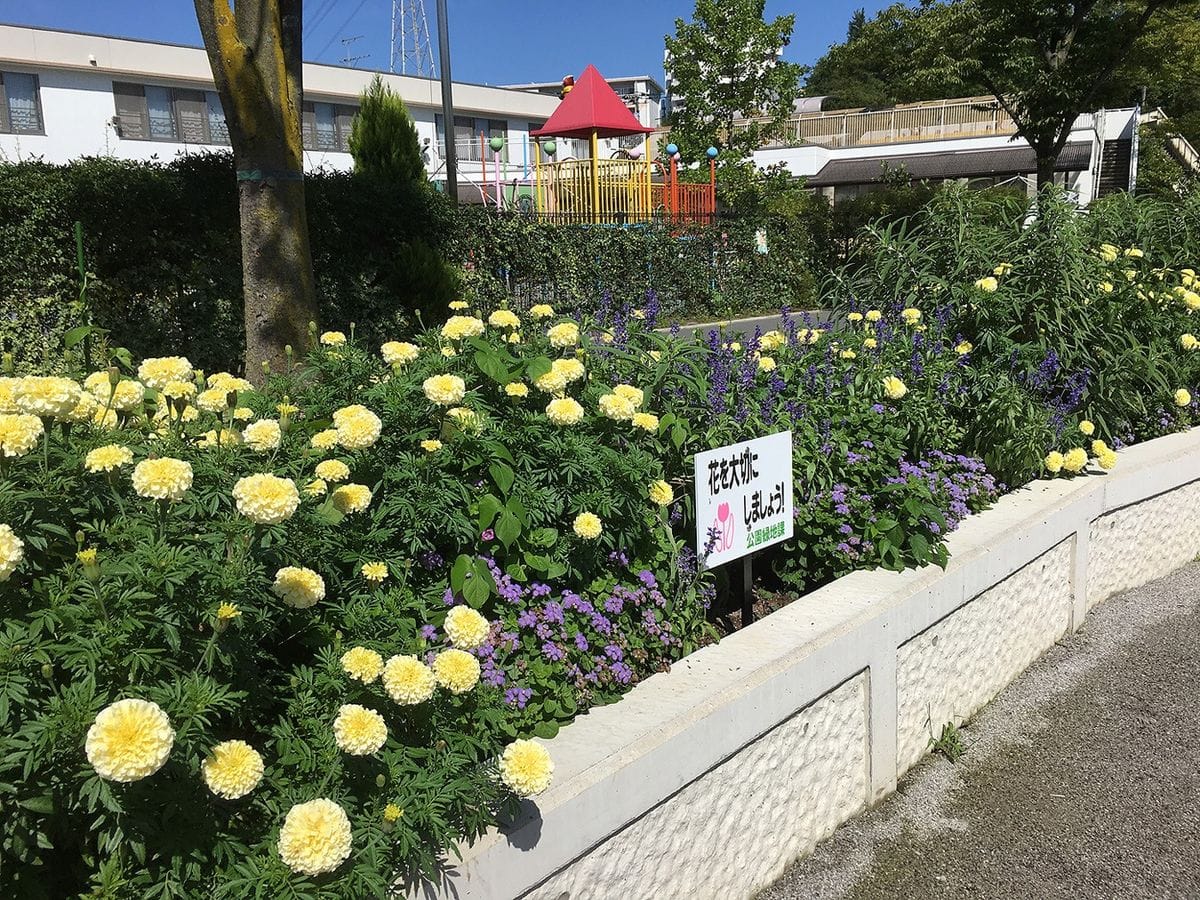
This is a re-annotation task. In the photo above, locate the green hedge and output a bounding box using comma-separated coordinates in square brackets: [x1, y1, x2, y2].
[0, 155, 817, 373]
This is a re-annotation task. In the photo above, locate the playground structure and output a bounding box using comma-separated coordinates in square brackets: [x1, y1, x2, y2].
[475, 65, 717, 225]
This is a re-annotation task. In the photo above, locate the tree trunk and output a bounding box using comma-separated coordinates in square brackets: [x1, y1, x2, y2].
[1035, 153, 1056, 192]
[237, 175, 316, 376]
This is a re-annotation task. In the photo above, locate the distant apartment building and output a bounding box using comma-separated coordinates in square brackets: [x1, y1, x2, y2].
[744, 95, 1199, 204]
[0, 24, 588, 201]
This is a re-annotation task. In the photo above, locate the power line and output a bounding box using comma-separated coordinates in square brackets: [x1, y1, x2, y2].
[313, 0, 370, 61]
[303, 0, 338, 42]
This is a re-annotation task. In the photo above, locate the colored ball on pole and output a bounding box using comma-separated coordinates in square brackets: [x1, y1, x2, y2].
[706, 146, 719, 159]
[489, 136, 505, 153]
[665, 143, 678, 156]
[543, 140, 557, 156]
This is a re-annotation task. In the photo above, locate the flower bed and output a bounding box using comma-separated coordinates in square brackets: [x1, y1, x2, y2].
[0, 188, 1198, 894]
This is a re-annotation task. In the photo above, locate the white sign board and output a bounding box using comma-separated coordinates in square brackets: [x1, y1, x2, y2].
[694, 431, 793, 568]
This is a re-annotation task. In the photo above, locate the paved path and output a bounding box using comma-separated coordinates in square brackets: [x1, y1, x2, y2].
[759, 562, 1200, 900]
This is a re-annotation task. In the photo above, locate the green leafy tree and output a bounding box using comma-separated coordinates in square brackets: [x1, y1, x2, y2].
[664, 0, 805, 160]
[349, 75, 427, 185]
[958, 0, 1189, 190]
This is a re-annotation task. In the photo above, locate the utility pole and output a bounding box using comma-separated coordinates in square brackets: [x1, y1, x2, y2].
[436, 0, 457, 202]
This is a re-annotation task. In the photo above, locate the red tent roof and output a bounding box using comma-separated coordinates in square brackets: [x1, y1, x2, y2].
[531, 64, 654, 140]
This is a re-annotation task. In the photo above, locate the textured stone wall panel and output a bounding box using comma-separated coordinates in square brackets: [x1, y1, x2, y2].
[1088, 480, 1200, 610]
[526, 675, 869, 900]
[895, 540, 1073, 776]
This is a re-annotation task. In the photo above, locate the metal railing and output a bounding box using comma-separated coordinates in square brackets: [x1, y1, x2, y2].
[735, 96, 1018, 149]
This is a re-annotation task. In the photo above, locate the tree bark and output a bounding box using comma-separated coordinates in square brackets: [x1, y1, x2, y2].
[194, 0, 318, 379]
[1035, 153, 1056, 192]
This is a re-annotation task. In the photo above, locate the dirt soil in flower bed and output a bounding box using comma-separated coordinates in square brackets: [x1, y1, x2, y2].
[711, 586, 804, 637]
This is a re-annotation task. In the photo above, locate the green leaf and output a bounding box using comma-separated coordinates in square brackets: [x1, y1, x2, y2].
[496, 510, 521, 548]
[476, 494, 503, 530]
[524, 552, 551, 572]
[525, 356, 553, 380]
[474, 349, 511, 384]
[533, 720, 560, 739]
[489, 462, 515, 496]
[63, 324, 100, 349]
[909, 533, 931, 563]
[450, 554, 471, 593]
[464, 558, 494, 607]
[529, 527, 558, 548]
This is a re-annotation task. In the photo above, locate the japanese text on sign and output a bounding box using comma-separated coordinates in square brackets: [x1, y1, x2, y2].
[694, 431, 793, 568]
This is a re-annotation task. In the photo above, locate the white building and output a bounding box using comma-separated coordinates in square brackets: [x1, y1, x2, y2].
[0, 24, 577, 202]
[745, 96, 1164, 204]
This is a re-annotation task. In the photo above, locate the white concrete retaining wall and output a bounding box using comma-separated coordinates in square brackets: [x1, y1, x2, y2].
[424, 428, 1200, 900]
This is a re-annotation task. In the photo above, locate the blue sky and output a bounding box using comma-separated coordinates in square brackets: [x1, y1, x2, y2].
[0, 1, 895, 86]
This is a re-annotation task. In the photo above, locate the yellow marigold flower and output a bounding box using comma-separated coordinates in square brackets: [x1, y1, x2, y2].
[382, 654, 436, 704]
[1124, 247, 1144, 258]
[383, 803, 403, 823]
[423, 374, 466, 406]
[1098, 281, 1114, 294]
[311, 428, 339, 450]
[1182, 334, 1199, 351]
[573, 511, 602, 540]
[1098, 449, 1118, 470]
[534, 368, 568, 394]
[137, 356, 193, 390]
[1063, 448, 1088, 473]
[759, 330, 787, 351]
[1123, 269, 1137, 282]
[547, 322, 580, 348]
[499, 739, 554, 797]
[207, 372, 254, 394]
[447, 407, 480, 432]
[216, 602, 240, 621]
[277, 798, 352, 877]
[488, 309, 521, 329]
[648, 480, 673, 506]
[85, 698, 174, 782]
[331, 483, 372, 515]
[305, 477, 327, 497]
[315, 459, 350, 483]
[381, 341, 419, 366]
[1044, 451, 1064, 474]
[64, 391, 98, 423]
[161, 379, 196, 402]
[333, 704, 387, 755]
[448, 299, 470, 310]
[441, 315, 485, 341]
[847, 312, 863, 323]
[598, 393, 637, 421]
[882, 376, 907, 400]
[993, 262, 1013, 276]
[865, 310, 882, 322]
[1183, 290, 1200, 311]
[333, 406, 382, 450]
[233, 474, 299, 524]
[242, 418, 281, 452]
[196, 387, 229, 412]
[341, 646, 384, 683]
[420, 439, 442, 453]
[276, 400, 299, 417]
[758, 355, 777, 371]
[132, 457, 193, 501]
[0, 524, 23, 582]
[529, 304, 555, 319]
[1079, 420, 1095, 436]
[1098, 243, 1119, 262]
[553, 358, 586, 383]
[441, 346, 457, 357]
[320, 330, 347, 346]
[197, 428, 242, 449]
[839, 349, 856, 360]
[727, 341, 742, 352]
[1176, 388, 1193, 407]
[444, 606, 490, 650]
[901, 308, 922, 324]
[85, 444, 133, 473]
[612, 384, 643, 407]
[0, 376, 19, 413]
[546, 397, 584, 426]
[361, 561, 389, 582]
[973, 276, 999, 293]
[231, 407, 255, 422]
[864, 337, 878, 350]
[272, 565, 325, 608]
[433, 649, 481, 694]
[201, 739, 263, 800]
[955, 341, 973, 355]
[1090, 439, 1109, 456]
[15, 375, 81, 419]
[505, 382, 530, 398]
[632, 412, 659, 432]
[77, 548, 97, 566]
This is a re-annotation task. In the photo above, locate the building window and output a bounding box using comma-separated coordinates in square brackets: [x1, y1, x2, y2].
[112, 81, 230, 145]
[433, 115, 507, 162]
[0, 71, 44, 134]
[301, 101, 356, 152]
